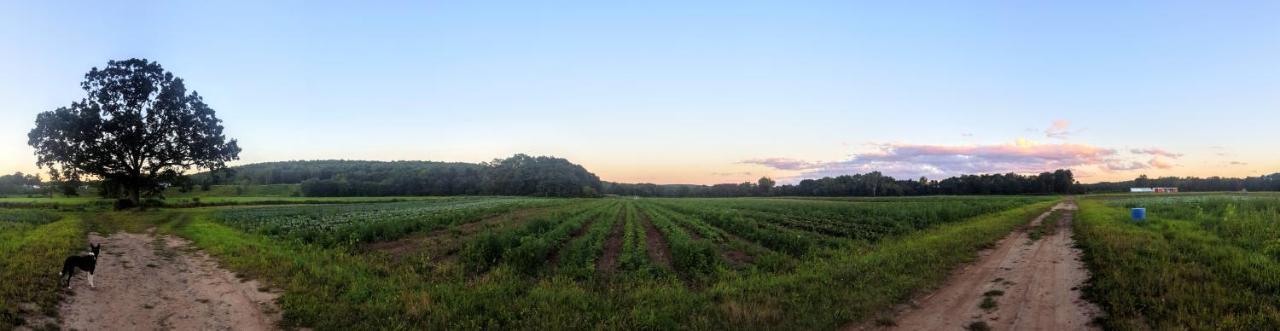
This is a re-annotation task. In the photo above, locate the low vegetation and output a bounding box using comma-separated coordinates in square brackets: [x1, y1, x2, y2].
[1, 194, 1055, 330]
[0, 211, 83, 329]
[1028, 208, 1063, 241]
[1074, 194, 1280, 329]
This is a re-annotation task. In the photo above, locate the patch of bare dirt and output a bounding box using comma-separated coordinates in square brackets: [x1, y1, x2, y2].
[364, 207, 551, 262]
[597, 211, 627, 273]
[862, 201, 1101, 331]
[638, 210, 673, 270]
[722, 250, 753, 266]
[682, 224, 705, 241]
[57, 230, 282, 330]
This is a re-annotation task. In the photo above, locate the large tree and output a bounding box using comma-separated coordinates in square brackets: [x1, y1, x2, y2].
[28, 59, 240, 205]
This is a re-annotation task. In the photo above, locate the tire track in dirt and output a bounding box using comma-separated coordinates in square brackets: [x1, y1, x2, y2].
[866, 200, 1101, 331]
[57, 230, 282, 330]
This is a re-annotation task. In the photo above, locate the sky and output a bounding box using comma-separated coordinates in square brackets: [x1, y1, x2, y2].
[1, 1, 1277, 184]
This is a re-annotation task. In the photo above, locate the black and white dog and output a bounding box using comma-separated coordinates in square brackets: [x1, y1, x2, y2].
[60, 243, 101, 288]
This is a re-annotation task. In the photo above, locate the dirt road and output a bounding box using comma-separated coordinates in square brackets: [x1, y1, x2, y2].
[881, 201, 1101, 330]
[56, 230, 282, 330]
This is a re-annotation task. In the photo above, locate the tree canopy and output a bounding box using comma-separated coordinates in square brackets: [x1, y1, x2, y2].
[0, 172, 42, 196]
[195, 155, 603, 197]
[27, 59, 241, 204]
[1080, 173, 1280, 193]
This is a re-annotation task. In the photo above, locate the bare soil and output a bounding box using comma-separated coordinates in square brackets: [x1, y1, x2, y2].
[597, 212, 626, 273]
[364, 207, 550, 262]
[721, 250, 753, 266]
[638, 210, 673, 269]
[56, 230, 282, 330]
[869, 201, 1101, 330]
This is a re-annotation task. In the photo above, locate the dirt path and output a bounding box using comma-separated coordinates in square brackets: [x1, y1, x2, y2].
[876, 201, 1101, 330]
[57, 230, 282, 330]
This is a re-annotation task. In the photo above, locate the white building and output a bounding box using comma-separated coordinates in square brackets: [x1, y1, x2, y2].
[1130, 187, 1178, 193]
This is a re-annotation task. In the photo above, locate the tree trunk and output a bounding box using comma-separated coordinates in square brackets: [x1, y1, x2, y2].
[130, 186, 141, 206]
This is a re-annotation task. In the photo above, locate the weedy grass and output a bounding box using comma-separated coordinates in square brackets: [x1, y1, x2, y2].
[966, 320, 992, 331]
[0, 212, 84, 329]
[979, 296, 998, 310]
[1075, 195, 1280, 330]
[1028, 208, 1063, 241]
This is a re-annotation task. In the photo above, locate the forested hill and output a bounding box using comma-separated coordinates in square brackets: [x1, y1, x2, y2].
[195, 155, 603, 197]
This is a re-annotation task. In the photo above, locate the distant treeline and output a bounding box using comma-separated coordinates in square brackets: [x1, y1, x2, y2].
[0, 172, 42, 195]
[604, 170, 1079, 197]
[193, 154, 603, 197]
[1079, 173, 1280, 193]
[21, 155, 1279, 198]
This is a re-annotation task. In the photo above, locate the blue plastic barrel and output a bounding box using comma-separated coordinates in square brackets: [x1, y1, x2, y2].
[1131, 208, 1146, 221]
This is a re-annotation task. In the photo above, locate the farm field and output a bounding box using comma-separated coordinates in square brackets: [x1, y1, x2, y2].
[0, 194, 1057, 330]
[1074, 193, 1280, 330]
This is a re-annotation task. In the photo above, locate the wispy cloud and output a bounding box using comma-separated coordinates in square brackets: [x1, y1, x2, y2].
[1148, 157, 1175, 169]
[1105, 160, 1148, 171]
[1044, 120, 1074, 139]
[710, 171, 754, 177]
[738, 157, 818, 170]
[1130, 148, 1183, 159]
[741, 136, 1191, 180]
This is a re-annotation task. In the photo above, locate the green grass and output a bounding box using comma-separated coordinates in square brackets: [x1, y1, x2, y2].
[0, 197, 105, 209]
[209, 197, 567, 246]
[966, 320, 992, 331]
[1028, 208, 1063, 241]
[979, 296, 997, 310]
[0, 214, 85, 329]
[1075, 195, 1280, 330]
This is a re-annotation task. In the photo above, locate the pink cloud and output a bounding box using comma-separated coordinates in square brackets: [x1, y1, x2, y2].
[739, 157, 819, 170]
[747, 140, 1124, 179]
[1130, 148, 1183, 159]
[1044, 120, 1073, 139]
[1105, 160, 1148, 171]
[1148, 157, 1175, 169]
[743, 138, 1191, 181]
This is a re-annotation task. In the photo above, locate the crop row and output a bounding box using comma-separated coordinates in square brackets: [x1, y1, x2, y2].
[651, 197, 1047, 243]
[461, 200, 616, 275]
[0, 209, 62, 230]
[211, 197, 566, 246]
